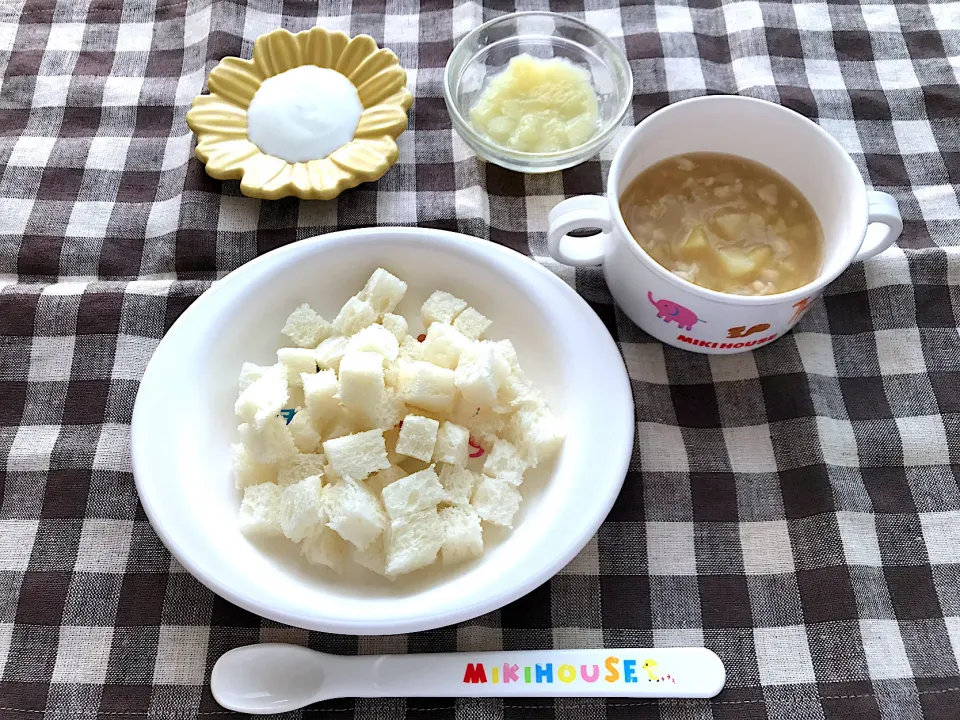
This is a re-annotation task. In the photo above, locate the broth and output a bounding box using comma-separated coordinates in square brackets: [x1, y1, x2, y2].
[620, 152, 824, 296]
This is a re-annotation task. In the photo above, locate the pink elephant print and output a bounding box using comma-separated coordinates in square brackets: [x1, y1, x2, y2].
[648, 291, 704, 332]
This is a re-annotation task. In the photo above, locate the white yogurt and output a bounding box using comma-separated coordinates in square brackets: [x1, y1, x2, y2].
[246, 65, 363, 163]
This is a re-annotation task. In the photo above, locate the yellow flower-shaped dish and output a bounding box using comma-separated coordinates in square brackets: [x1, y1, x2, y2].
[186, 28, 413, 200]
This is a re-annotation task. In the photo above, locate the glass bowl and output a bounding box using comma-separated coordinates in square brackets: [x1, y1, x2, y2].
[443, 12, 633, 174]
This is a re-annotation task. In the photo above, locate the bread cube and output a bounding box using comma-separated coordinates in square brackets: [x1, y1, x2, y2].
[301, 526, 347, 574]
[324, 477, 387, 550]
[302, 369, 340, 423]
[235, 365, 289, 427]
[282, 303, 333, 348]
[337, 351, 386, 425]
[482, 439, 528, 486]
[471, 476, 521, 527]
[380, 313, 408, 342]
[455, 341, 510, 408]
[433, 421, 469, 465]
[395, 414, 440, 462]
[345, 324, 399, 362]
[238, 362, 270, 392]
[439, 464, 479, 505]
[314, 336, 349, 371]
[453, 307, 492, 341]
[451, 399, 506, 447]
[381, 465, 445, 520]
[322, 429, 390, 480]
[494, 339, 521, 374]
[374, 388, 407, 430]
[398, 336, 423, 362]
[398, 360, 457, 413]
[277, 347, 317, 388]
[440, 505, 484, 566]
[421, 290, 468, 327]
[359, 268, 408, 315]
[230, 443, 277, 488]
[365, 465, 407, 496]
[419, 322, 470, 370]
[385, 508, 444, 576]
[238, 482, 283, 536]
[277, 453, 326, 486]
[507, 403, 565, 467]
[288, 409, 321, 453]
[279, 475, 326, 542]
[333, 295, 377, 336]
[351, 537, 390, 577]
[239, 415, 298, 465]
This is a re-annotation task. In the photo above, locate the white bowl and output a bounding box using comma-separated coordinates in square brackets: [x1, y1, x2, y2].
[131, 227, 633, 635]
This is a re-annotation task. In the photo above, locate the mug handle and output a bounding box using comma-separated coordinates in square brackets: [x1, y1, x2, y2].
[547, 196, 613, 267]
[855, 191, 903, 262]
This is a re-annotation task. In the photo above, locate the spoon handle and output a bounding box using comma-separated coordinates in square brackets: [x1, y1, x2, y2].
[348, 647, 724, 698]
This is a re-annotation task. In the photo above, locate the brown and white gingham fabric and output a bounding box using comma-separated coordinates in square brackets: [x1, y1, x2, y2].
[1, 0, 959, 718]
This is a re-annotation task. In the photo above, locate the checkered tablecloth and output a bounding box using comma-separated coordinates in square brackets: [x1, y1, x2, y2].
[1, 0, 959, 717]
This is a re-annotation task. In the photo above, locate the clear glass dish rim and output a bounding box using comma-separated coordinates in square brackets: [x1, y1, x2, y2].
[443, 11, 635, 165]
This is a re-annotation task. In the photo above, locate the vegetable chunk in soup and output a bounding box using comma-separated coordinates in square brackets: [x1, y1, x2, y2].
[620, 152, 824, 296]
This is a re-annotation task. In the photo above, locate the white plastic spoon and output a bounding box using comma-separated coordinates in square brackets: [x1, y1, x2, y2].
[211, 643, 726, 714]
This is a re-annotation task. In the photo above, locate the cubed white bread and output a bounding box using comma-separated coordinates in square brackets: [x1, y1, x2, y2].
[333, 295, 377, 336]
[398, 336, 423, 362]
[323, 419, 356, 443]
[374, 389, 407, 430]
[395, 414, 440, 462]
[506, 402, 565, 467]
[359, 268, 408, 315]
[494, 339, 521, 373]
[451, 398, 507, 447]
[238, 482, 283, 536]
[455, 341, 510, 408]
[322, 429, 390, 480]
[381, 465, 445, 520]
[282, 303, 333, 348]
[230, 443, 277, 488]
[239, 415, 298, 465]
[301, 369, 340, 423]
[277, 453, 326, 486]
[453, 307, 492, 341]
[380, 313, 408, 342]
[439, 504, 484, 566]
[347, 325, 400, 362]
[351, 537, 390, 577]
[279, 475, 326, 542]
[337, 351, 386, 425]
[438, 464, 479, 505]
[482, 439, 528, 486]
[382, 426, 403, 465]
[365, 465, 407, 496]
[314, 336, 349, 371]
[419, 323, 470, 370]
[324, 477, 388, 550]
[300, 526, 347, 574]
[421, 290, 468, 327]
[433, 421, 469, 465]
[385, 508, 444, 576]
[497, 370, 542, 411]
[277, 347, 317, 388]
[238, 362, 270, 392]
[471, 476, 521, 527]
[235, 364, 289, 427]
[287, 409, 321, 453]
[345, 323, 400, 362]
[398, 360, 457, 413]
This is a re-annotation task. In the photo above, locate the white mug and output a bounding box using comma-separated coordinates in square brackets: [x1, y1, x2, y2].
[547, 96, 903, 354]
